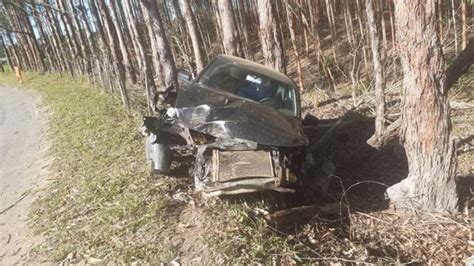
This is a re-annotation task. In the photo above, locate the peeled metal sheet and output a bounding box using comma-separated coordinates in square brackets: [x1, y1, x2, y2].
[212, 150, 274, 182]
[174, 83, 309, 147]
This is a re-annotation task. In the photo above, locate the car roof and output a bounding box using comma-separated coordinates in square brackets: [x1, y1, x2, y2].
[215, 54, 296, 87]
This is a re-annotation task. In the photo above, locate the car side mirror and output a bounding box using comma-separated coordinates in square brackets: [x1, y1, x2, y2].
[177, 69, 192, 83]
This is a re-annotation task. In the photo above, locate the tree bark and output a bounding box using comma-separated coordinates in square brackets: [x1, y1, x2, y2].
[461, 0, 468, 49]
[451, 0, 459, 54]
[355, 0, 369, 72]
[78, 0, 99, 74]
[123, 0, 156, 112]
[1, 36, 14, 70]
[89, 0, 113, 91]
[140, 0, 178, 93]
[44, 1, 72, 74]
[388, 0, 396, 50]
[57, 0, 82, 73]
[109, 0, 137, 83]
[216, 0, 243, 57]
[438, 0, 444, 40]
[66, 0, 91, 75]
[180, 0, 205, 72]
[379, 0, 388, 49]
[366, 0, 386, 146]
[389, 0, 457, 212]
[325, 0, 337, 60]
[236, 0, 252, 59]
[97, 0, 130, 108]
[14, 5, 47, 72]
[285, 1, 304, 91]
[257, 0, 285, 73]
[31, 0, 56, 71]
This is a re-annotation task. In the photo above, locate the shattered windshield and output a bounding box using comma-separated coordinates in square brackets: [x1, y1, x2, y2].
[197, 59, 298, 117]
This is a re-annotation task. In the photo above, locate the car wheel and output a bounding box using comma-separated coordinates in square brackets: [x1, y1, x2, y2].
[146, 135, 173, 175]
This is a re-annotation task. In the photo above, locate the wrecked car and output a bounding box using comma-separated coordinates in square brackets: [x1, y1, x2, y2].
[142, 55, 309, 195]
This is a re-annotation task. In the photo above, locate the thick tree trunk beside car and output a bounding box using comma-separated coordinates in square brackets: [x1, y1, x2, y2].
[389, 0, 457, 212]
[140, 0, 178, 93]
[180, 0, 206, 72]
[216, 0, 243, 57]
[257, 0, 285, 73]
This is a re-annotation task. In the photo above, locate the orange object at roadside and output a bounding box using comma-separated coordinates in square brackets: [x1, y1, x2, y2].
[14, 66, 23, 84]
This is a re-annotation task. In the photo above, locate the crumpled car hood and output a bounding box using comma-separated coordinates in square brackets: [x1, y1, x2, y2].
[173, 84, 308, 147]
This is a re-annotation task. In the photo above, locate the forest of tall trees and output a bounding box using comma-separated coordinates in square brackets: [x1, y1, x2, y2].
[0, 0, 473, 212]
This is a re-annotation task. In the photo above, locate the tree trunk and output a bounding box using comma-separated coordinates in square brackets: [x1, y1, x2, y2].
[1, 36, 14, 70]
[236, 0, 252, 59]
[57, 0, 83, 73]
[5, 33, 20, 69]
[388, 0, 396, 50]
[97, 0, 130, 109]
[78, 0, 99, 76]
[325, 0, 337, 60]
[355, 0, 369, 73]
[124, 0, 157, 112]
[31, 0, 56, 71]
[366, 0, 386, 146]
[257, 0, 285, 73]
[15, 6, 47, 72]
[67, 0, 91, 76]
[438, 0, 444, 40]
[389, 0, 457, 212]
[308, 0, 320, 68]
[89, 0, 113, 91]
[180, 0, 205, 72]
[451, 0, 459, 54]
[285, 1, 304, 91]
[140, 0, 178, 93]
[44, 2, 72, 74]
[110, 0, 137, 83]
[461, 0, 468, 49]
[310, 0, 335, 91]
[379, 0, 388, 49]
[343, 0, 354, 47]
[216, 0, 243, 57]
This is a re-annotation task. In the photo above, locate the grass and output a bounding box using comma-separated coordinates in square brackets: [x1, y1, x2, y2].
[0, 71, 180, 262]
[202, 199, 304, 264]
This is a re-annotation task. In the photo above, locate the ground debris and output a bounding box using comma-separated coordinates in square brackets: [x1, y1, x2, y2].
[263, 202, 346, 226]
[291, 208, 473, 264]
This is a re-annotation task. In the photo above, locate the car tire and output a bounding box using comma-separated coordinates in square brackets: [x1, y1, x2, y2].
[146, 135, 173, 174]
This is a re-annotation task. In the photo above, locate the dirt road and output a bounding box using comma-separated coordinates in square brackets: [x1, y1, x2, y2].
[0, 86, 48, 264]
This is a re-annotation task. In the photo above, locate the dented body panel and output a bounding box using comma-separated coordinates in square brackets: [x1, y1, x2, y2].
[173, 84, 308, 147]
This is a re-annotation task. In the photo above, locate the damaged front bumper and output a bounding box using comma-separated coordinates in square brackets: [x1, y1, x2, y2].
[143, 117, 303, 195]
[193, 148, 298, 195]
